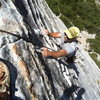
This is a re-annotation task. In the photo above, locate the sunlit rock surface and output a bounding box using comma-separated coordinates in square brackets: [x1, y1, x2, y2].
[0, 0, 100, 100]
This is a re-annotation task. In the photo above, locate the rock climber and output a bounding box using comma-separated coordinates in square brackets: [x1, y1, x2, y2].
[41, 27, 80, 59]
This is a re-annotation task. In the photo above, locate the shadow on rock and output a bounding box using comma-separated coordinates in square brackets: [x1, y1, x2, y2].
[75, 88, 85, 100]
[60, 84, 85, 100]
[68, 62, 80, 77]
[57, 59, 79, 79]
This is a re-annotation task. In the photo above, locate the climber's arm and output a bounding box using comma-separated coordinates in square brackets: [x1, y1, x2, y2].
[42, 29, 62, 38]
[48, 32, 62, 38]
[41, 48, 67, 58]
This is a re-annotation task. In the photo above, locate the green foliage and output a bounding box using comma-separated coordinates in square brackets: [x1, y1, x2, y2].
[89, 53, 100, 68]
[87, 34, 100, 54]
[60, 16, 72, 28]
[46, 0, 60, 15]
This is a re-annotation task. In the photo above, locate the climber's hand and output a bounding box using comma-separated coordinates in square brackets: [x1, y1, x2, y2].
[41, 47, 52, 57]
[41, 28, 49, 35]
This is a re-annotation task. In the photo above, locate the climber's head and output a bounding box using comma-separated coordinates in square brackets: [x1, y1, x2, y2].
[64, 27, 80, 39]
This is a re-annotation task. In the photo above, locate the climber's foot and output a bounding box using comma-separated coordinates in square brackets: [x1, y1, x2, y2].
[0, 62, 10, 100]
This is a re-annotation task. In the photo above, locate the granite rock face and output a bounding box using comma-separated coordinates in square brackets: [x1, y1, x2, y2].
[0, 0, 100, 100]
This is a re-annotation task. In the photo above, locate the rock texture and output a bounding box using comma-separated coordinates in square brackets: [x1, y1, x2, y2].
[0, 0, 100, 100]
